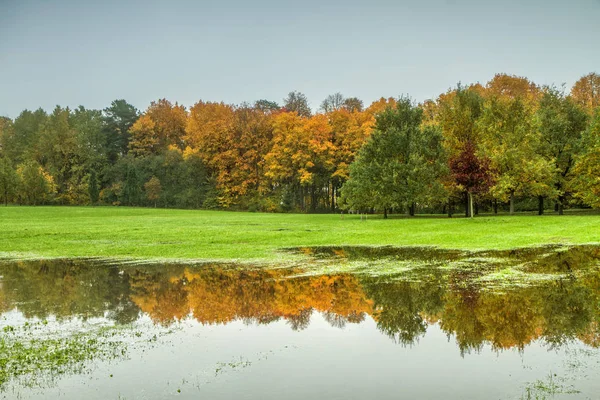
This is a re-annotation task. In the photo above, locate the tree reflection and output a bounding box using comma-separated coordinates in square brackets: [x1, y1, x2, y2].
[0, 245, 599, 352]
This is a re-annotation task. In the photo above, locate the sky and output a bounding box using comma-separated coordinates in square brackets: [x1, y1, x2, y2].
[1, 0, 599, 118]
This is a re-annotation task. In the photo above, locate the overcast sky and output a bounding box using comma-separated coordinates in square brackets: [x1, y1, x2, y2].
[1, 0, 599, 118]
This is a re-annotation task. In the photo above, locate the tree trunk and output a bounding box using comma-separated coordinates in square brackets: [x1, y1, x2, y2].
[509, 191, 515, 215]
[468, 192, 474, 219]
[558, 196, 564, 215]
[409, 203, 416, 217]
[383, 207, 388, 219]
[447, 201, 453, 218]
[331, 185, 336, 212]
[465, 193, 469, 217]
[474, 202, 479, 215]
[538, 196, 544, 215]
[493, 199, 498, 214]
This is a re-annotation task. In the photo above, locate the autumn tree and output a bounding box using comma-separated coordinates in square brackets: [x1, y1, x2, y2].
[571, 72, 600, 115]
[485, 73, 541, 101]
[327, 108, 373, 210]
[264, 112, 334, 211]
[128, 115, 157, 157]
[184, 101, 237, 206]
[144, 176, 162, 207]
[340, 97, 447, 217]
[449, 142, 494, 218]
[283, 91, 312, 117]
[229, 103, 275, 206]
[185, 100, 275, 208]
[129, 99, 187, 156]
[364, 97, 397, 118]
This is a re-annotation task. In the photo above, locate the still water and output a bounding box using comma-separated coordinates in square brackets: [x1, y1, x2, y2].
[1, 246, 599, 399]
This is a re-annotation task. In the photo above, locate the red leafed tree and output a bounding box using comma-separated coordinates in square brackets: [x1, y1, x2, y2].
[449, 141, 494, 217]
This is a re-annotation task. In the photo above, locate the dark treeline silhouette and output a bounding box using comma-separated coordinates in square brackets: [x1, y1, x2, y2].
[0, 73, 599, 215]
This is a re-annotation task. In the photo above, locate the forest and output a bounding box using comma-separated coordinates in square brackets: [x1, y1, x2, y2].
[0, 72, 599, 216]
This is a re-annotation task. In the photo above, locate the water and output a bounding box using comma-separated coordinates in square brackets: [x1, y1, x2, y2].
[1, 246, 599, 399]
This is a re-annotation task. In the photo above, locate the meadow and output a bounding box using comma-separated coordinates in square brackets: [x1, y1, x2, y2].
[1, 206, 600, 262]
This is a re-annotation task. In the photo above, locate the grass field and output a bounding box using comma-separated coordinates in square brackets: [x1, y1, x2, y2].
[1, 206, 600, 262]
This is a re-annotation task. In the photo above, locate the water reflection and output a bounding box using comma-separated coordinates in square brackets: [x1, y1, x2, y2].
[1, 245, 599, 353]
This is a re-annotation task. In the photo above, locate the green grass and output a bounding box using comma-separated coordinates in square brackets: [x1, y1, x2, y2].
[1, 206, 600, 262]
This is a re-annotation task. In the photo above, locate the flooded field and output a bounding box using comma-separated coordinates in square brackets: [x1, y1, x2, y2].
[1, 246, 600, 399]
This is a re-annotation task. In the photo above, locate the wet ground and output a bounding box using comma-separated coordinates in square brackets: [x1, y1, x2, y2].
[1, 245, 600, 399]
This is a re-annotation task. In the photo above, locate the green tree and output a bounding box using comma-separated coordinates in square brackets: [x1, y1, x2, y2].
[17, 161, 56, 205]
[537, 88, 589, 214]
[0, 157, 19, 205]
[340, 97, 447, 217]
[71, 106, 105, 170]
[123, 159, 143, 206]
[2, 109, 47, 164]
[36, 106, 83, 204]
[67, 107, 107, 205]
[88, 169, 99, 205]
[479, 96, 554, 214]
[0, 117, 14, 158]
[254, 99, 280, 114]
[572, 110, 600, 208]
[102, 100, 139, 163]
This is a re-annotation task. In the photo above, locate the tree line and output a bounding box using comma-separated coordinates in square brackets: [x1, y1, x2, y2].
[0, 72, 599, 216]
